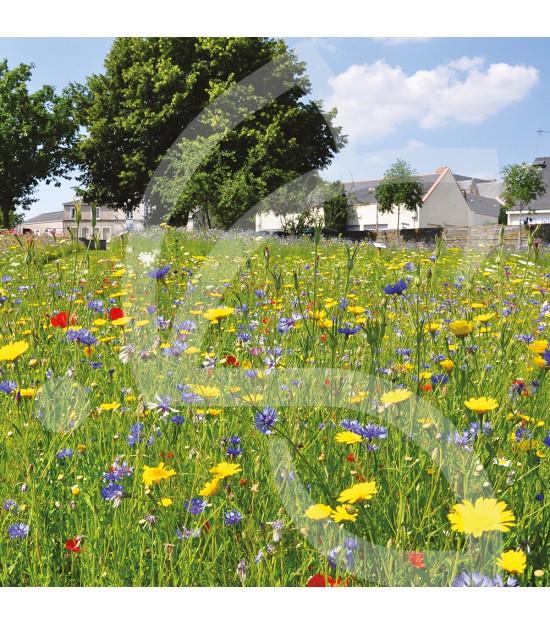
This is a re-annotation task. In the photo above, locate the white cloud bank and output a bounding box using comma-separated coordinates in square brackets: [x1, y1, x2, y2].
[327, 56, 539, 142]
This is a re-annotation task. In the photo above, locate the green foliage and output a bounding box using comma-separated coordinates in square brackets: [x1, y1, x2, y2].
[72, 37, 346, 227]
[375, 159, 424, 231]
[322, 182, 349, 232]
[0, 60, 78, 228]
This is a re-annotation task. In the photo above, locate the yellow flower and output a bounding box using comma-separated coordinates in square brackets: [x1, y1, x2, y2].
[240, 393, 264, 403]
[142, 462, 177, 486]
[18, 388, 36, 398]
[464, 397, 498, 414]
[533, 355, 550, 369]
[77, 444, 87, 454]
[380, 388, 412, 406]
[447, 497, 515, 537]
[203, 307, 234, 323]
[100, 402, 120, 411]
[439, 358, 454, 372]
[189, 384, 221, 398]
[338, 480, 378, 504]
[528, 340, 548, 354]
[448, 320, 474, 337]
[305, 503, 334, 521]
[157, 497, 173, 507]
[348, 391, 369, 404]
[330, 505, 358, 523]
[71, 485, 80, 496]
[496, 550, 527, 575]
[209, 462, 242, 479]
[111, 316, 134, 326]
[425, 322, 441, 333]
[347, 305, 366, 315]
[0, 340, 29, 361]
[199, 478, 221, 497]
[335, 431, 363, 445]
[474, 312, 496, 324]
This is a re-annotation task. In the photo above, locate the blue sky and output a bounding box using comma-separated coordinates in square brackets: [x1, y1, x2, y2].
[2, 36, 550, 219]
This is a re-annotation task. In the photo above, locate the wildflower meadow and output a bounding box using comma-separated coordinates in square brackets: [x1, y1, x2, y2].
[0, 225, 549, 587]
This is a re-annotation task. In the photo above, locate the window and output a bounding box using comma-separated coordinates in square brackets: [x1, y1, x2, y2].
[95, 207, 101, 220]
[127, 210, 134, 220]
[102, 227, 111, 241]
[34, 229, 40, 236]
[80, 227, 88, 239]
[70, 207, 76, 219]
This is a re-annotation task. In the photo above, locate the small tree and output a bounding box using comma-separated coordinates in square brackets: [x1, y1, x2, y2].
[322, 181, 348, 232]
[501, 162, 547, 246]
[375, 159, 424, 233]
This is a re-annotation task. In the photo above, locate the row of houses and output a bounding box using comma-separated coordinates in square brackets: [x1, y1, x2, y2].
[17, 157, 550, 238]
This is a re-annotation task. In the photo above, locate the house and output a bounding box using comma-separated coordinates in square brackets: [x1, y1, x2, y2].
[17, 201, 148, 241]
[255, 166, 503, 233]
[506, 156, 550, 226]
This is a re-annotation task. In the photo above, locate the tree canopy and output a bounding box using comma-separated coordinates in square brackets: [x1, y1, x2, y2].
[375, 159, 424, 232]
[501, 162, 547, 245]
[72, 37, 347, 227]
[0, 60, 77, 229]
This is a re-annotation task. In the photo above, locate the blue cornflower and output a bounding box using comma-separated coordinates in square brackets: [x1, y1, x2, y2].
[254, 407, 278, 435]
[65, 328, 98, 346]
[396, 348, 412, 357]
[147, 265, 171, 280]
[236, 331, 252, 342]
[451, 571, 494, 587]
[536, 493, 544, 502]
[8, 523, 29, 538]
[170, 414, 185, 425]
[87, 299, 104, 312]
[540, 348, 550, 367]
[56, 448, 74, 460]
[383, 279, 408, 296]
[359, 423, 388, 441]
[1, 275, 12, 283]
[515, 426, 532, 442]
[430, 374, 449, 386]
[101, 484, 124, 507]
[3, 499, 18, 512]
[224, 510, 243, 526]
[127, 423, 145, 447]
[226, 445, 243, 457]
[338, 325, 360, 336]
[404, 262, 415, 271]
[543, 431, 550, 448]
[0, 380, 17, 394]
[184, 498, 207, 515]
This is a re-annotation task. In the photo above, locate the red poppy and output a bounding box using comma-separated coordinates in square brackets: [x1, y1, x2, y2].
[347, 453, 355, 463]
[408, 551, 426, 569]
[51, 312, 76, 328]
[306, 574, 347, 587]
[108, 307, 124, 321]
[65, 537, 82, 553]
[223, 355, 240, 367]
[420, 383, 432, 393]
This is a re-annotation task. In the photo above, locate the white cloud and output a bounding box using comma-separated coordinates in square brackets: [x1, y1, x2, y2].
[373, 38, 432, 45]
[406, 139, 427, 148]
[327, 57, 539, 143]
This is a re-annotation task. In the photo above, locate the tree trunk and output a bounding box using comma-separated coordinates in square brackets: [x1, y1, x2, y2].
[2, 205, 11, 230]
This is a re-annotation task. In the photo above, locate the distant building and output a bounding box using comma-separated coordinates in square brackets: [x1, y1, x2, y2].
[255, 167, 504, 233]
[17, 201, 148, 241]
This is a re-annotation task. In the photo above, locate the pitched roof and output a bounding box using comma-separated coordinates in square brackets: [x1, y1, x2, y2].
[343, 173, 440, 205]
[22, 211, 65, 225]
[528, 156, 550, 211]
[464, 193, 503, 218]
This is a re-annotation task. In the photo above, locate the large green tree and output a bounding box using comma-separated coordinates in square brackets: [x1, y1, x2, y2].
[72, 37, 346, 227]
[501, 162, 547, 246]
[0, 60, 77, 229]
[375, 159, 425, 232]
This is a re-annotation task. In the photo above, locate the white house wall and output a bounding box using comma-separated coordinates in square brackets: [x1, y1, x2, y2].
[419, 169, 470, 227]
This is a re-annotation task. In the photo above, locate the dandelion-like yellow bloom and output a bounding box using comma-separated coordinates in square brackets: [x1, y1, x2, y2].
[203, 307, 234, 323]
[199, 478, 221, 497]
[111, 316, 134, 326]
[440, 358, 455, 372]
[448, 320, 474, 337]
[473, 313, 496, 324]
[142, 462, 177, 486]
[528, 340, 548, 355]
[305, 503, 334, 521]
[447, 497, 515, 537]
[0, 340, 29, 362]
[330, 505, 358, 523]
[380, 388, 412, 406]
[338, 480, 378, 504]
[100, 402, 120, 411]
[496, 550, 527, 574]
[209, 462, 242, 479]
[189, 384, 221, 398]
[335, 431, 363, 445]
[157, 497, 173, 507]
[464, 397, 498, 414]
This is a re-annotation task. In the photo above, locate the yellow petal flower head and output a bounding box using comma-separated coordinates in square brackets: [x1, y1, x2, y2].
[0, 340, 29, 361]
[447, 497, 515, 537]
[528, 340, 548, 355]
[199, 478, 221, 497]
[142, 462, 177, 486]
[304, 504, 334, 521]
[448, 320, 474, 338]
[473, 312, 496, 324]
[440, 358, 455, 372]
[203, 307, 234, 323]
[464, 397, 498, 414]
[189, 384, 221, 398]
[330, 505, 358, 523]
[209, 462, 242, 479]
[496, 550, 527, 575]
[338, 480, 378, 504]
[335, 431, 363, 445]
[380, 388, 412, 406]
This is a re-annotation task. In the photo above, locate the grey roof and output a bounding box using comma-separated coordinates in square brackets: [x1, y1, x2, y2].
[22, 210, 64, 225]
[465, 193, 503, 217]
